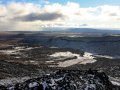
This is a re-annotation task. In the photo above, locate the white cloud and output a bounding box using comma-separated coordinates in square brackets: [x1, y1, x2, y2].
[0, 2, 120, 31]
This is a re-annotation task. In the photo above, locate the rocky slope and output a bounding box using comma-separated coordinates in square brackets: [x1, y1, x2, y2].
[0, 69, 119, 90]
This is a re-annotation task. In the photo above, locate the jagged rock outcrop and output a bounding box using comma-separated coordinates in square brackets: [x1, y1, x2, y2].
[1, 69, 120, 90]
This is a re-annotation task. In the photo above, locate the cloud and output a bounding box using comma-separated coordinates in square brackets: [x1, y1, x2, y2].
[0, 2, 120, 31]
[109, 13, 118, 16]
[14, 12, 65, 21]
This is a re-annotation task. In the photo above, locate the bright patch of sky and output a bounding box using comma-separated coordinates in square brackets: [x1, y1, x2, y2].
[1, 0, 120, 7]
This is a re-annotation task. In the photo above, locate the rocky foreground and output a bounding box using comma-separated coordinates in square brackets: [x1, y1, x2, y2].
[0, 69, 119, 90]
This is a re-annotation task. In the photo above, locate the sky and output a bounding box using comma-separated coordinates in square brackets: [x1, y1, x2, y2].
[0, 0, 120, 31]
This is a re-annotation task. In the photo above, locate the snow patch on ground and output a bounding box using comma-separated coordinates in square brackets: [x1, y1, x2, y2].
[79, 59, 96, 64]
[94, 55, 120, 59]
[0, 77, 30, 86]
[49, 52, 96, 67]
[83, 52, 94, 59]
[28, 82, 39, 88]
[0, 50, 19, 55]
[58, 58, 83, 67]
[49, 51, 79, 58]
[0, 46, 35, 55]
[94, 55, 114, 59]
[111, 81, 120, 86]
[109, 77, 120, 86]
[46, 61, 54, 63]
[24, 60, 38, 65]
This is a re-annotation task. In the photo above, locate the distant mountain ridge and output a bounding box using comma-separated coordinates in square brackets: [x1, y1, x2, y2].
[41, 28, 120, 34]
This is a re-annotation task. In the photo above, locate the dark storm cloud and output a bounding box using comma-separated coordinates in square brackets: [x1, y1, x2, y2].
[14, 12, 65, 21]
